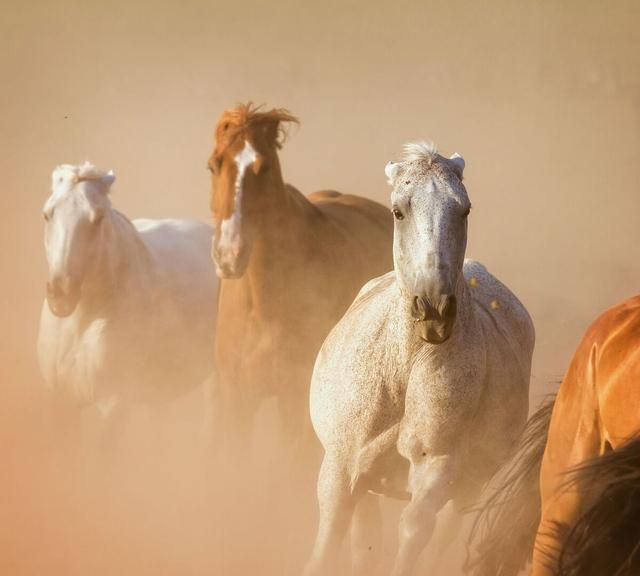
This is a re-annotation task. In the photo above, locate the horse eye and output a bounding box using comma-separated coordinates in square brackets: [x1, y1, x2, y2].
[43, 211, 50, 222]
[392, 208, 404, 221]
[462, 206, 471, 218]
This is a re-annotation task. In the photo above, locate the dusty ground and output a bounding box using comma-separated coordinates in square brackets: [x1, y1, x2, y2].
[1, 0, 639, 574]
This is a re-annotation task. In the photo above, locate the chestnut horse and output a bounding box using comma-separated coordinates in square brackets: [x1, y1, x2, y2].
[207, 103, 393, 457]
[468, 295, 640, 576]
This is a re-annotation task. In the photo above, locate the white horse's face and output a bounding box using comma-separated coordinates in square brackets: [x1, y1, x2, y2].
[386, 143, 469, 344]
[43, 164, 114, 317]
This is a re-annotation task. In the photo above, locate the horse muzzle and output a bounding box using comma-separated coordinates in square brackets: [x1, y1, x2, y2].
[46, 277, 80, 317]
[212, 243, 251, 280]
[411, 294, 457, 344]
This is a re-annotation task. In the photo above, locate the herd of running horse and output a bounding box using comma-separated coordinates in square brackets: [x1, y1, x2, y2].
[37, 103, 640, 575]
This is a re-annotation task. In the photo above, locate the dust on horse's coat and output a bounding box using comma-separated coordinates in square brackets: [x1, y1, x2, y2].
[207, 103, 393, 453]
[38, 162, 217, 420]
[306, 143, 534, 576]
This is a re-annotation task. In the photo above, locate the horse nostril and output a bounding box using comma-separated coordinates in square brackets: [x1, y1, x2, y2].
[411, 295, 428, 321]
[441, 295, 457, 320]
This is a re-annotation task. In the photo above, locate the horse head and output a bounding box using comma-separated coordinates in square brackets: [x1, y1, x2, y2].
[43, 162, 114, 317]
[385, 142, 468, 344]
[207, 103, 298, 279]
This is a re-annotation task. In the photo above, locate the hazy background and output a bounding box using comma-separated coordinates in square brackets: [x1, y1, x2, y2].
[1, 0, 639, 574]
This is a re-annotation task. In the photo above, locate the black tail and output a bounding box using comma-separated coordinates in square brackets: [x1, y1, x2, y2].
[465, 395, 556, 576]
[556, 435, 640, 576]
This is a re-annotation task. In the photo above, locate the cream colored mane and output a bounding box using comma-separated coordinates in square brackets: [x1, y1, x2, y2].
[402, 140, 438, 163]
[52, 162, 115, 187]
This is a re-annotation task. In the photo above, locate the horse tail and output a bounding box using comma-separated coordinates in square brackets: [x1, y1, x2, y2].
[556, 435, 640, 576]
[465, 395, 556, 576]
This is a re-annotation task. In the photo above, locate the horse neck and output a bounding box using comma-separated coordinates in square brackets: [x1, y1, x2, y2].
[244, 162, 319, 296]
[81, 209, 151, 312]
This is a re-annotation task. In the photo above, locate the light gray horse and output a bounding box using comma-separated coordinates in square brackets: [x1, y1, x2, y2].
[305, 142, 534, 576]
[38, 162, 218, 451]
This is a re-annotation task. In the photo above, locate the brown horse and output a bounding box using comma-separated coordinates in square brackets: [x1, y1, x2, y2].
[467, 295, 640, 576]
[207, 103, 393, 458]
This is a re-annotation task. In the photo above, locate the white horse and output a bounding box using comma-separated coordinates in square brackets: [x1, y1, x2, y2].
[37, 162, 218, 446]
[305, 143, 535, 576]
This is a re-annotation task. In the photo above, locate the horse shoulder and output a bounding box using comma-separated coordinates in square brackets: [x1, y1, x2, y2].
[351, 270, 396, 308]
[310, 273, 398, 446]
[587, 296, 640, 445]
[464, 259, 535, 348]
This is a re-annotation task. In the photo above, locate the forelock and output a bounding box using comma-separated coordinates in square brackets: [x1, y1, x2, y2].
[214, 102, 299, 156]
[51, 162, 115, 197]
[402, 141, 438, 164]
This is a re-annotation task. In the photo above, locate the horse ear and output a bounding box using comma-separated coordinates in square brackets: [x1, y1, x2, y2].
[449, 153, 465, 179]
[99, 170, 116, 193]
[385, 161, 401, 185]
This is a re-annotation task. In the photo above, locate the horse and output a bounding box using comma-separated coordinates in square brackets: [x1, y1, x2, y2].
[467, 295, 640, 576]
[206, 103, 393, 457]
[305, 142, 535, 576]
[37, 162, 218, 451]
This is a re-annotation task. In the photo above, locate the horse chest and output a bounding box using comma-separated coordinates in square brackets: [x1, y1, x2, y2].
[403, 344, 484, 421]
[49, 317, 111, 402]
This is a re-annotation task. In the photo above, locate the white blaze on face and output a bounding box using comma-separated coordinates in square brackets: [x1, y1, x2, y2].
[44, 168, 77, 279]
[218, 140, 257, 255]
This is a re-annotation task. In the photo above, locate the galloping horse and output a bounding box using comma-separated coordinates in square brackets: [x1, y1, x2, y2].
[468, 295, 640, 576]
[305, 142, 535, 576]
[38, 162, 217, 445]
[207, 103, 393, 454]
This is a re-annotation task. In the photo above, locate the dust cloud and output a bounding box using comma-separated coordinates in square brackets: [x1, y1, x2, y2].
[1, 0, 639, 574]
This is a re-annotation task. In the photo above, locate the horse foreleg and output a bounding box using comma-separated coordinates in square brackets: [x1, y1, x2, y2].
[305, 454, 356, 576]
[422, 499, 464, 573]
[351, 492, 383, 576]
[391, 454, 453, 576]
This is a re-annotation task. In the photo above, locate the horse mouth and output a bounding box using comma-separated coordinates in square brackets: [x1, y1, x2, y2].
[46, 288, 80, 317]
[213, 250, 251, 280]
[47, 297, 78, 317]
[416, 320, 453, 344]
[215, 264, 245, 280]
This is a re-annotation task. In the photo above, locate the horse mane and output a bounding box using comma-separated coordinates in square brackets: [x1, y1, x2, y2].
[465, 395, 556, 576]
[555, 435, 640, 576]
[53, 162, 115, 187]
[215, 102, 299, 154]
[54, 160, 113, 182]
[402, 141, 438, 164]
